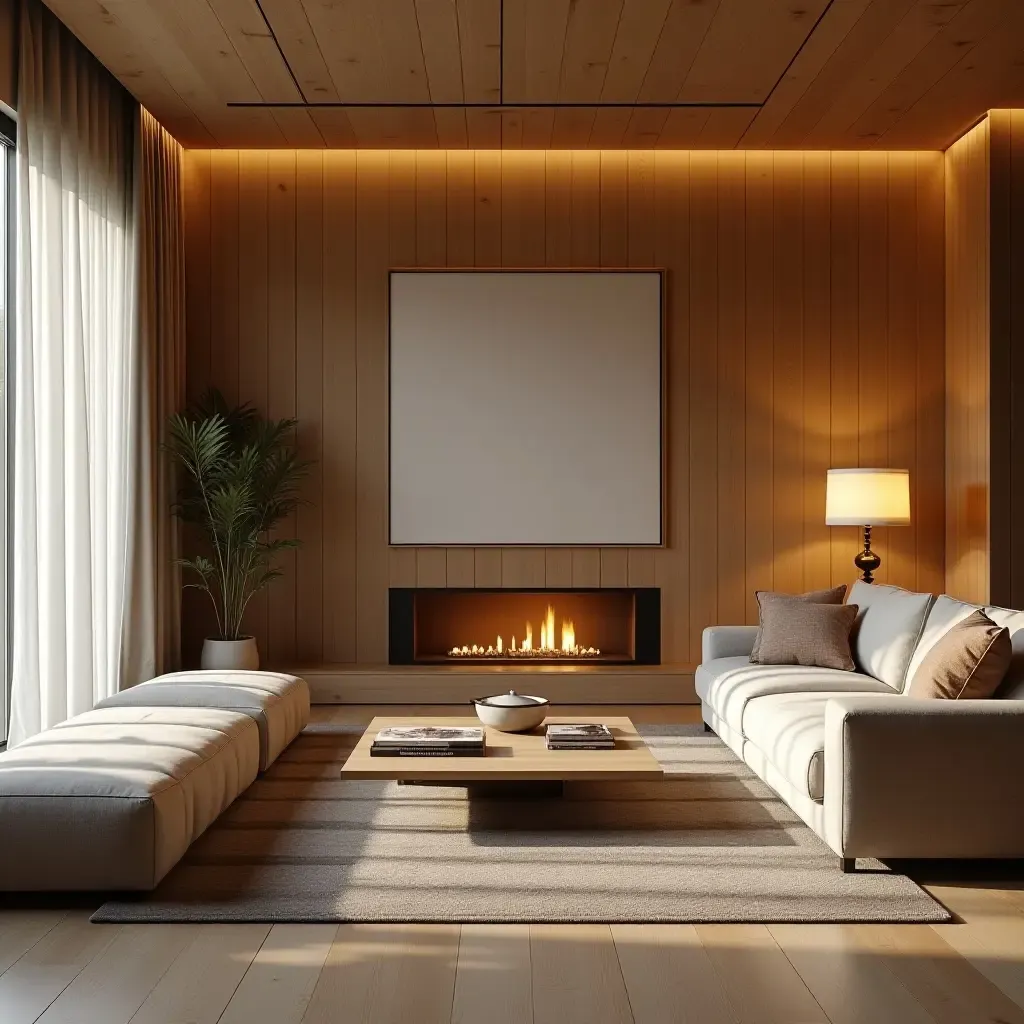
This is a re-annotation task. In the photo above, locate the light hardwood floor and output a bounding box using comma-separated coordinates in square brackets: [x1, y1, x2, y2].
[2, 704, 1024, 1024]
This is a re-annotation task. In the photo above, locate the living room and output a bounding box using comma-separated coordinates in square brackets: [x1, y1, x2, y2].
[1, 0, 1024, 1021]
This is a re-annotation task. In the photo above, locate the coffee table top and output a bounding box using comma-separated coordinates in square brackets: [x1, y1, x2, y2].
[341, 716, 664, 782]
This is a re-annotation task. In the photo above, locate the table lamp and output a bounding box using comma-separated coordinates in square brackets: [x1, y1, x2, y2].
[825, 468, 910, 584]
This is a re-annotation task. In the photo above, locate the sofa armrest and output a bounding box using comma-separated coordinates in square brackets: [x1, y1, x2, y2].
[824, 696, 1024, 859]
[701, 626, 759, 663]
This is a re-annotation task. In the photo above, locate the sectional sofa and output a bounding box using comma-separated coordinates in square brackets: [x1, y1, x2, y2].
[697, 581, 1024, 871]
[0, 670, 309, 890]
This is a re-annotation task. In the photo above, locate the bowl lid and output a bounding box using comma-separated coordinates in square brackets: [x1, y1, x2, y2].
[476, 690, 546, 707]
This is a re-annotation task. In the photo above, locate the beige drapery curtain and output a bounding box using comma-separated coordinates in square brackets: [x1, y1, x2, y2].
[10, 0, 185, 744]
[122, 108, 185, 683]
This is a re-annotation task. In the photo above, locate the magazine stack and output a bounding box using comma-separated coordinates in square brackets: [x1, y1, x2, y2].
[370, 725, 485, 757]
[545, 723, 615, 750]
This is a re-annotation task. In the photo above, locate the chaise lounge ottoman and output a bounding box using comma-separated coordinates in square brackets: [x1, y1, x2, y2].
[96, 669, 309, 771]
[0, 705, 259, 890]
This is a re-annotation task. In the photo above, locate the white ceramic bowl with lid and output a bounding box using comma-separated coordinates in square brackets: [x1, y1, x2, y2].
[471, 690, 549, 732]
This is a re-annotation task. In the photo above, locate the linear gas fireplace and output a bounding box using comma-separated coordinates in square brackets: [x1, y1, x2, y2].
[389, 588, 660, 665]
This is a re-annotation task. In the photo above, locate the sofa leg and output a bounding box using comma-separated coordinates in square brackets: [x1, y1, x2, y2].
[703, 722, 713, 734]
[839, 857, 855, 874]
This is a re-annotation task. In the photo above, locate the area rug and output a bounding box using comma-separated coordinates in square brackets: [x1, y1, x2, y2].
[93, 723, 949, 924]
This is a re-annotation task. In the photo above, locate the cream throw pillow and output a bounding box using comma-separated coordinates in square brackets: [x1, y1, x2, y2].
[908, 609, 1011, 699]
[750, 585, 848, 662]
[752, 600, 859, 671]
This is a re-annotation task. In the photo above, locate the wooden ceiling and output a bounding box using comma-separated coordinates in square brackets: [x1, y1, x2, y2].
[44, 0, 1024, 149]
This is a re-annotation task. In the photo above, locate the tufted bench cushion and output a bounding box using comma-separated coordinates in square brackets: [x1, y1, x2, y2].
[0, 706, 259, 891]
[96, 670, 310, 771]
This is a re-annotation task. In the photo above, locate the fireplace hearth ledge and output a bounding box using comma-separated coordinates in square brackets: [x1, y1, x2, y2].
[280, 663, 697, 706]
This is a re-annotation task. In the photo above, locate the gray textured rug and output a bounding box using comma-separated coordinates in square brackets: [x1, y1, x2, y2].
[93, 723, 949, 924]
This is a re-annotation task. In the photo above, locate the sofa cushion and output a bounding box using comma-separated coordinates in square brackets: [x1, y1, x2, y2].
[96, 670, 310, 771]
[847, 581, 934, 691]
[695, 656, 891, 735]
[741, 693, 831, 802]
[906, 595, 1024, 700]
[907, 610, 1012, 700]
[752, 599, 858, 670]
[0, 706, 259, 891]
[750, 585, 848, 661]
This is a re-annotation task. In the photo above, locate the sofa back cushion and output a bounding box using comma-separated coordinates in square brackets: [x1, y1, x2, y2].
[847, 581, 934, 691]
[907, 609, 1011, 699]
[983, 605, 1024, 699]
[903, 594, 1024, 699]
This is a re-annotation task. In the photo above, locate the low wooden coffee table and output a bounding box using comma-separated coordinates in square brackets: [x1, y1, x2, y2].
[341, 716, 663, 791]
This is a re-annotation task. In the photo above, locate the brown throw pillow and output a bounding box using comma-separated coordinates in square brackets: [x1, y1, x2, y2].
[908, 609, 1011, 699]
[750, 585, 848, 662]
[752, 601, 859, 670]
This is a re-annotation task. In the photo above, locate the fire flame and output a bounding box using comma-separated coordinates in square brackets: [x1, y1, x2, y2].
[448, 604, 600, 658]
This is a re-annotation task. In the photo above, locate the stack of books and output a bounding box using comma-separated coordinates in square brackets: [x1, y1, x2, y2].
[369, 725, 485, 757]
[545, 723, 615, 750]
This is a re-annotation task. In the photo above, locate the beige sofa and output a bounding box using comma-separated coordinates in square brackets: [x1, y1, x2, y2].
[697, 582, 1024, 871]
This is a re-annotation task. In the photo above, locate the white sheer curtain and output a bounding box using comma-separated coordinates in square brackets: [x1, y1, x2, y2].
[9, 0, 138, 744]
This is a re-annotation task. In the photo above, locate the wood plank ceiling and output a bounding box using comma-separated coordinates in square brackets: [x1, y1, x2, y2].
[44, 0, 1024, 149]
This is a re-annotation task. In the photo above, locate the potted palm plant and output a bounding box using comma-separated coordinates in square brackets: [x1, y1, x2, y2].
[166, 390, 309, 670]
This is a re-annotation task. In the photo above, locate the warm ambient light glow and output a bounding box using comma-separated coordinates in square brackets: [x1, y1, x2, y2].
[825, 468, 911, 525]
[448, 603, 600, 659]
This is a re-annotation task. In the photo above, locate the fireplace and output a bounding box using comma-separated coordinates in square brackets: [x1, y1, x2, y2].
[389, 588, 660, 665]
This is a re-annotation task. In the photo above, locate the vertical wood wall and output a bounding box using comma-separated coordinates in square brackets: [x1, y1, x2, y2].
[183, 149, 946, 669]
[945, 120, 991, 605]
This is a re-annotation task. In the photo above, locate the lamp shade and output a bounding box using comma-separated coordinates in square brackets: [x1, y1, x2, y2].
[825, 468, 910, 526]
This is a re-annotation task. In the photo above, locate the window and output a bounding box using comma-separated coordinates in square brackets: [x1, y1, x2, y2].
[0, 111, 13, 746]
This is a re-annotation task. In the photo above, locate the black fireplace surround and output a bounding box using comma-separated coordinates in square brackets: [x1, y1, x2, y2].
[389, 587, 661, 666]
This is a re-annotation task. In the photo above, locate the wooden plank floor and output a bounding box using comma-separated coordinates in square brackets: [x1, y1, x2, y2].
[2, 705, 1024, 1024]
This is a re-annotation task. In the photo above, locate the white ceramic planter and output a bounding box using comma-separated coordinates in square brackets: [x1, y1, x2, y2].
[201, 636, 259, 671]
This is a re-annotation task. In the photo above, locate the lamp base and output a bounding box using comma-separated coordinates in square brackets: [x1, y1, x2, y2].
[854, 525, 881, 584]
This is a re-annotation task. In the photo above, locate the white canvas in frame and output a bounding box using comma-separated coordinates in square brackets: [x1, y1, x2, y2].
[388, 270, 663, 546]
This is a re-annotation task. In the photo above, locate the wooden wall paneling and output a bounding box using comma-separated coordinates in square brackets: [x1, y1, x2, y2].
[545, 549, 573, 588]
[446, 549, 476, 587]
[446, 151, 476, 265]
[266, 151, 298, 666]
[944, 120, 989, 604]
[885, 153, 921, 590]
[600, 152, 629, 266]
[209, 151, 240, 406]
[601, 550, 629, 588]
[916, 151, 946, 597]
[387, 151, 417, 593]
[468, 146, 502, 596]
[355, 151, 391, 662]
[499, 153, 546, 589]
[469, 147, 500, 598]
[716, 153, 747, 623]
[544, 152, 573, 266]
[183, 150, 950, 674]
[688, 153, 719, 659]
[295, 152, 325, 663]
[322, 151, 358, 662]
[744, 152, 775, 617]
[771, 153, 805, 595]
[828, 154, 862, 588]
[182, 150, 212, 666]
[654, 151, 690, 661]
[857, 153, 893, 582]
[237, 151, 270, 656]
[801, 152, 833, 592]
